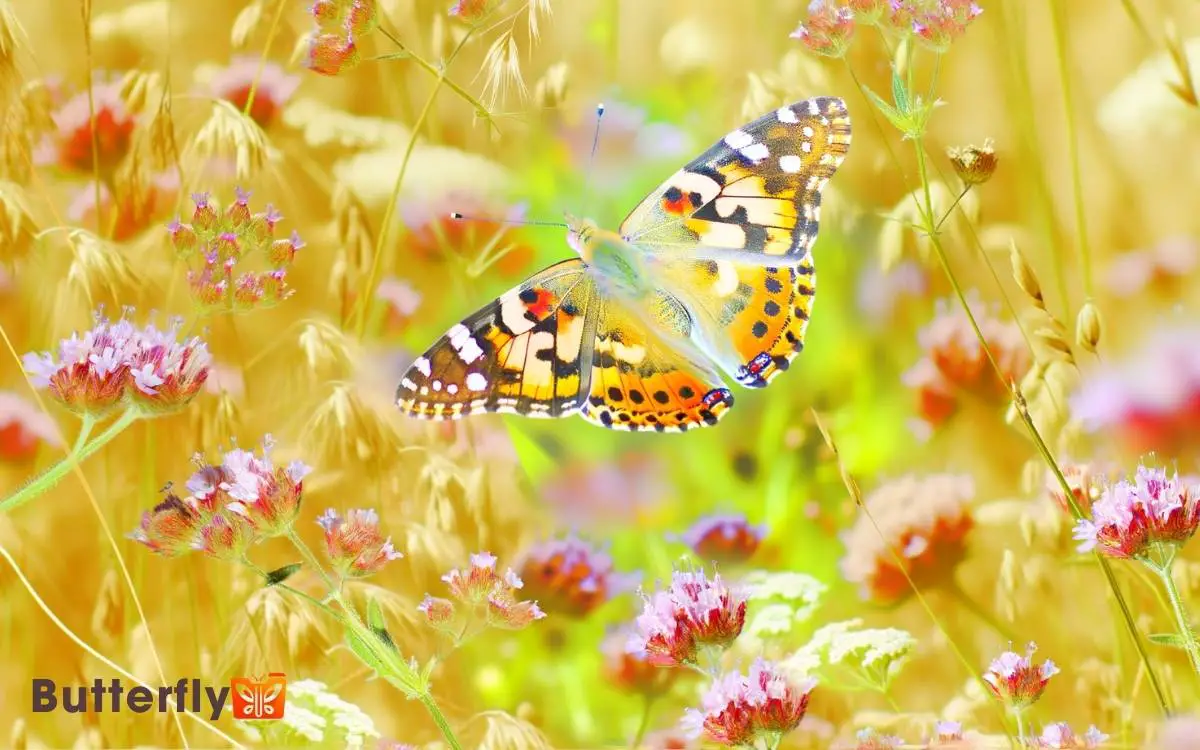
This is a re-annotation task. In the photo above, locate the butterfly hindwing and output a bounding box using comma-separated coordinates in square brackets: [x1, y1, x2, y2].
[655, 253, 817, 388]
[619, 97, 851, 263]
[579, 297, 735, 432]
[396, 259, 596, 420]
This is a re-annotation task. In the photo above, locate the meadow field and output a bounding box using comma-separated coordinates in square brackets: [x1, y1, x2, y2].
[2, 0, 1200, 747]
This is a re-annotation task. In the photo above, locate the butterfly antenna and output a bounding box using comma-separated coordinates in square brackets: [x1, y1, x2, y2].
[449, 212, 568, 229]
[579, 102, 605, 218]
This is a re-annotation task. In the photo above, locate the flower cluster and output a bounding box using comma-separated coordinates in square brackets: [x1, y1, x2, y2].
[627, 567, 746, 667]
[1071, 323, 1200, 456]
[1045, 461, 1110, 517]
[903, 293, 1030, 433]
[39, 75, 134, 175]
[790, 1, 855, 58]
[207, 57, 301, 127]
[419, 552, 546, 633]
[130, 436, 311, 559]
[853, 728, 902, 749]
[1073, 464, 1200, 561]
[981, 643, 1059, 711]
[839, 473, 975, 603]
[1028, 723, 1108, 749]
[317, 508, 404, 578]
[677, 514, 765, 565]
[305, 0, 376, 77]
[517, 535, 635, 618]
[167, 190, 303, 314]
[449, 0, 500, 20]
[681, 659, 815, 747]
[790, 0, 982, 58]
[68, 171, 180, 242]
[23, 310, 212, 417]
[801, 619, 917, 692]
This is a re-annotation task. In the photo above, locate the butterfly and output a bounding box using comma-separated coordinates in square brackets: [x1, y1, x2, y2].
[396, 97, 851, 433]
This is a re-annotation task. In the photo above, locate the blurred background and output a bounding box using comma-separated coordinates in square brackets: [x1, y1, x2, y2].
[2, 0, 1200, 747]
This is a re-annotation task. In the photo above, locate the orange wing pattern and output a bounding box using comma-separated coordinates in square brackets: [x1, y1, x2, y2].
[579, 298, 734, 432]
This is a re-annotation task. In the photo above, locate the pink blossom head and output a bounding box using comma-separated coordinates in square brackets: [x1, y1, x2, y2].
[676, 513, 766, 565]
[982, 642, 1059, 710]
[208, 57, 300, 127]
[1030, 723, 1108, 749]
[0, 391, 62, 462]
[516, 535, 637, 618]
[1073, 464, 1200, 561]
[317, 507, 403, 578]
[627, 567, 746, 667]
[681, 660, 815, 746]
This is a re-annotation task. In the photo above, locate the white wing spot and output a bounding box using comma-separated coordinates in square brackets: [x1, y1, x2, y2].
[448, 324, 484, 364]
[802, 141, 813, 153]
[400, 377, 417, 391]
[779, 154, 802, 173]
[724, 130, 754, 149]
[802, 126, 815, 138]
[465, 372, 489, 391]
[447, 383, 459, 395]
[740, 143, 770, 163]
[805, 100, 819, 114]
[414, 357, 432, 377]
[432, 380, 442, 391]
[776, 107, 799, 124]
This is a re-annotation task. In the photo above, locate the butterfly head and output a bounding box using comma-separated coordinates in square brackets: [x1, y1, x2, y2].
[565, 213, 599, 263]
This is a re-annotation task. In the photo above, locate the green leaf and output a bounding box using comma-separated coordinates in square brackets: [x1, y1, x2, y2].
[264, 563, 302, 586]
[859, 85, 906, 133]
[891, 67, 910, 115]
[1148, 633, 1190, 649]
[366, 598, 397, 652]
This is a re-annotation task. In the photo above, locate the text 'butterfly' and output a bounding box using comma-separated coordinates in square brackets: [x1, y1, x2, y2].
[396, 97, 851, 433]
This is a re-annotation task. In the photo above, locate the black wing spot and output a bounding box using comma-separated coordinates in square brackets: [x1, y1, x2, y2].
[764, 300, 781, 317]
[518, 288, 539, 304]
[653, 391, 671, 405]
[679, 385, 695, 399]
[752, 321, 769, 338]
[765, 277, 784, 294]
[607, 386, 624, 402]
[599, 410, 613, 427]
[629, 389, 645, 404]
[793, 306, 810, 320]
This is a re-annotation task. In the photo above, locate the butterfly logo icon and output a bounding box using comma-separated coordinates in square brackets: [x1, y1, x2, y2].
[231, 672, 287, 720]
[397, 97, 851, 433]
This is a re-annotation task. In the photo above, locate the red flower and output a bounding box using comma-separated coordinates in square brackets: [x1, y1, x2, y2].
[46, 77, 135, 175]
[317, 508, 403, 578]
[305, 33, 361, 77]
[208, 57, 300, 127]
[517, 536, 634, 618]
[129, 494, 204, 556]
[423, 552, 547, 633]
[628, 568, 746, 667]
[982, 642, 1059, 710]
[0, 392, 62, 462]
[790, 1, 856, 58]
[678, 514, 765, 565]
[682, 660, 814, 747]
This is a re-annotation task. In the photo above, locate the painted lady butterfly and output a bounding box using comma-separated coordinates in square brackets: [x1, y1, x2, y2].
[396, 97, 852, 432]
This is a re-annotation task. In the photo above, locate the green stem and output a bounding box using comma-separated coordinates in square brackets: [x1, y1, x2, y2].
[629, 695, 655, 750]
[1151, 557, 1200, 680]
[352, 27, 479, 339]
[910, 138, 1172, 717]
[285, 528, 340, 594]
[0, 409, 138, 514]
[418, 693, 464, 750]
[1048, 0, 1094, 300]
[377, 27, 498, 134]
[1014, 709, 1026, 745]
[241, 558, 335, 615]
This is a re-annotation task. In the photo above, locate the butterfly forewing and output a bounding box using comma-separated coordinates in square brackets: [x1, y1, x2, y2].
[619, 97, 851, 263]
[396, 259, 597, 420]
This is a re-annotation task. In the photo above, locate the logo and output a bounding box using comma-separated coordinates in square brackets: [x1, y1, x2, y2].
[230, 673, 287, 720]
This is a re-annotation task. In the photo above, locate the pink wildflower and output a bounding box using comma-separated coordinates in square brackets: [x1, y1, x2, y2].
[305, 33, 361, 77]
[1105, 237, 1197, 299]
[449, 0, 499, 20]
[982, 642, 1059, 710]
[1030, 723, 1108, 749]
[790, 0, 856, 57]
[677, 514, 766, 565]
[854, 728, 903, 749]
[317, 508, 403, 578]
[310, 0, 377, 35]
[602, 628, 679, 695]
[193, 513, 256, 561]
[517, 535, 636, 618]
[200, 438, 312, 536]
[681, 659, 814, 747]
[1073, 464, 1200, 560]
[628, 567, 746, 667]
[1071, 323, 1200, 456]
[170, 190, 299, 313]
[840, 474, 975, 603]
[67, 172, 179, 241]
[0, 392, 62, 462]
[129, 494, 205, 557]
[417, 595, 456, 632]
[44, 76, 135, 174]
[909, 0, 983, 52]
[208, 57, 300, 127]
[427, 552, 546, 631]
[23, 310, 211, 417]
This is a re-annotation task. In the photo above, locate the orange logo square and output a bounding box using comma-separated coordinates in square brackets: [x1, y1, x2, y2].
[230, 673, 287, 720]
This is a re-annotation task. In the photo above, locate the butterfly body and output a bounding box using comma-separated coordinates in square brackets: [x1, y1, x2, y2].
[397, 97, 852, 433]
